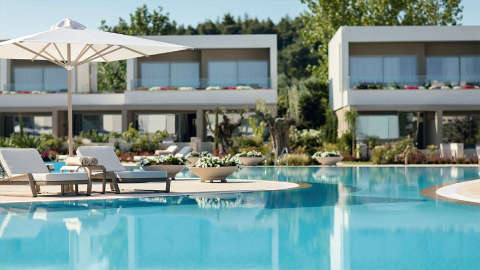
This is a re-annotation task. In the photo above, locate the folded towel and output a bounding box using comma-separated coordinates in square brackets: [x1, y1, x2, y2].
[65, 156, 98, 166]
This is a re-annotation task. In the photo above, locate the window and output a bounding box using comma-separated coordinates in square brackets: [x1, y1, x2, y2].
[460, 56, 480, 83]
[73, 114, 121, 135]
[139, 62, 199, 88]
[4, 115, 52, 135]
[356, 115, 399, 139]
[208, 60, 269, 88]
[426, 57, 459, 84]
[350, 56, 418, 87]
[13, 65, 67, 91]
[138, 114, 175, 135]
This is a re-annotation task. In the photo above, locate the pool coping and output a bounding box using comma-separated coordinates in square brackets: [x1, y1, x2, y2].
[420, 177, 480, 206]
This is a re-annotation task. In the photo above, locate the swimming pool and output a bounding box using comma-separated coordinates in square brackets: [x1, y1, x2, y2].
[1, 166, 479, 269]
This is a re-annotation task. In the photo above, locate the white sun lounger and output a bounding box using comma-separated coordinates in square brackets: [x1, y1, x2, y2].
[0, 148, 91, 197]
[175, 146, 192, 158]
[155, 145, 178, 156]
[76, 146, 170, 193]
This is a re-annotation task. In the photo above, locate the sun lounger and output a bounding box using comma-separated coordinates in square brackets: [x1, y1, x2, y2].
[76, 146, 170, 193]
[155, 145, 178, 156]
[175, 146, 193, 158]
[0, 148, 91, 197]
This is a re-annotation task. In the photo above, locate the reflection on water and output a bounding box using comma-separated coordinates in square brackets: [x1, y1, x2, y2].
[0, 167, 480, 269]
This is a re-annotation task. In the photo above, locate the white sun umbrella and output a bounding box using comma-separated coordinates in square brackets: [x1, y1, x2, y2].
[0, 18, 190, 156]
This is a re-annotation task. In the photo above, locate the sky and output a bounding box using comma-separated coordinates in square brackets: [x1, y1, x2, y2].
[0, 0, 479, 39]
[0, 0, 306, 38]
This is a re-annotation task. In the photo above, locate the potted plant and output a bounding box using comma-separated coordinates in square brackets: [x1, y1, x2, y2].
[189, 155, 240, 183]
[141, 154, 186, 179]
[185, 151, 211, 164]
[236, 150, 264, 166]
[312, 151, 343, 165]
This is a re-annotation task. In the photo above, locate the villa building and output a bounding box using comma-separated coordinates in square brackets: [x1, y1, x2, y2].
[329, 26, 480, 148]
[0, 34, 278, 142]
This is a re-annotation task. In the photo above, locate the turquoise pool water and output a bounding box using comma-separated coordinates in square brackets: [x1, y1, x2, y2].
[1, 166, 480, 269]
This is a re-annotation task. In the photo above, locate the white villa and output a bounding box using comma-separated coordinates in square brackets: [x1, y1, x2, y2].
[0, 34, 278, 142]
[329, 26, 480, 148]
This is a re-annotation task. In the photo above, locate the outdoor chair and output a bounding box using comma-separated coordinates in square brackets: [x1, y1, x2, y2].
[76, 146, 169, 193]
[0, 148, 91, 197]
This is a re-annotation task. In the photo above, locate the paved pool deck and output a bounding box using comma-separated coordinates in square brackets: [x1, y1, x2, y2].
[421, 179, 480, 205]
[0, 179, 300, 205]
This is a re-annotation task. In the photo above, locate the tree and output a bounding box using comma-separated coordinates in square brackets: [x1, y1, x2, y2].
[301, 0, 463, 81]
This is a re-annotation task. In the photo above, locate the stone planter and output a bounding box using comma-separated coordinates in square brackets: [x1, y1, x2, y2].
[142, 164, 185, 179]
[186, 157, 199, 165]
[315, 156, 343, 166]
[189, 166, 237, 183]
[238, 156, 264, 166]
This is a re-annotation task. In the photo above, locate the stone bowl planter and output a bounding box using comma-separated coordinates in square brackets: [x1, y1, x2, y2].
[186, 157, 199, 165]
[142, 165, 186, 179]
[238, 156, 264, 166]
[189, 166, 237, 183]
[315, 156, 343, 166]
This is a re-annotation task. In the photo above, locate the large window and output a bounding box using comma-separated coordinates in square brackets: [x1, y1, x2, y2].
[139, 62, 199, 88]
[427, 56, 480, 84]
[356, 115, 399, 139]
[137, 114, 175, 135]
[73, 114, 121, 135]
[208, 60, 269, 88]
[349, 56, 417, 87]
[4, 115, 52, 136]
[13, 65, 67, 91]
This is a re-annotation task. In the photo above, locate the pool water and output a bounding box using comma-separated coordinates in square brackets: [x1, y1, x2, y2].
[1, 166, 480, 269]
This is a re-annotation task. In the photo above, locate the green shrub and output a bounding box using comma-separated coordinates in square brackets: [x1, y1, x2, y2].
[9, 133, 42, 149]
[289, 127, 323, 154]
[278, 153, 312, 166]
[371, 137, 415, 164]
[122, 123, 139, 142]
[338, 132, 352, 153]
[38, 134, 67, 154]
[79, 130, 109, 143]
[131, 135, 158, 153]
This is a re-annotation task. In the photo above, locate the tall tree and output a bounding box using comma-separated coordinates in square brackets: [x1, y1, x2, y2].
[301, 0, 463, 81]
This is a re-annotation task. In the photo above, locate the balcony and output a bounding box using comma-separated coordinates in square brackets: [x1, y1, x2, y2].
[348, 75, 480, 91]
[131, 77, 272, 91]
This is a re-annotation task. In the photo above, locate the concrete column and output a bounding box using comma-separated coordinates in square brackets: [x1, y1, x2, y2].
[0, 59, 11, 91]
[52, 110, 59, 138]
[75, 63, 91, 93]
[269, 44, 278, 90]
[434, 110, 443, 145]
[122, 110, 135, 132]
[90, 63, 98, 92]
[195, 109, 205, 141]
[126, 59, 138, 91]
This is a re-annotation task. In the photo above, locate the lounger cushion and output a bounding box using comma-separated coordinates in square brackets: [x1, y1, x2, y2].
[115, 170, 167, 180]
[12, 172, 89, 182]
[175, 146, 192, 158]
[77, 146, 125, 172]
[0, 148, 49, 175]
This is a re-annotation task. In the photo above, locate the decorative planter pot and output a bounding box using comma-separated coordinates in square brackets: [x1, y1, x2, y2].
[186, 157, 199, 165]
[238, 156, 264, 166]
[142, 165, 185, 179]
[189, 166, 237, 183]
[315, 156, 343, 166]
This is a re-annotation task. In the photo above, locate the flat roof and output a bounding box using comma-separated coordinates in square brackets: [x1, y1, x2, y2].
[331, 26, 480, 44]
[141, 34, 277, 49]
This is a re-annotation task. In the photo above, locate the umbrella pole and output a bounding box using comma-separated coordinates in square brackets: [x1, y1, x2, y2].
[68, 70, 73, 156]
[67, 44, 73, 157]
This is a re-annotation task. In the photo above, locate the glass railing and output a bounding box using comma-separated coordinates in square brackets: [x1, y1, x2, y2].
[132, 77, 272, 91]
[348, 75, 480, 90]
[1, 83, 68, 94]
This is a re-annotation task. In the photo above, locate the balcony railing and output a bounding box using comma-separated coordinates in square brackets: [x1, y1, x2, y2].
[132, 77, 272, 91]
[348, 75, 480, 90]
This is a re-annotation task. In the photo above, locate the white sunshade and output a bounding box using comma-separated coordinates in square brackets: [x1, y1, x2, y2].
[0, 18, 190, 67]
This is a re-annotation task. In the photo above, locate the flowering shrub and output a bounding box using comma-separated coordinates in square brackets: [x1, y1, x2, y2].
[41, 150, 58, 162]
[237, 150, 263, 158]
[193, 155, 240, 168]
[312, 151, 341, 159]
[185, 151, 211, 158]
[141, 154, 185, 166]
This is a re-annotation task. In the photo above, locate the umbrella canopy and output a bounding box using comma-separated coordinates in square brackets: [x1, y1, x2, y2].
[0, 18, 190, 155]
